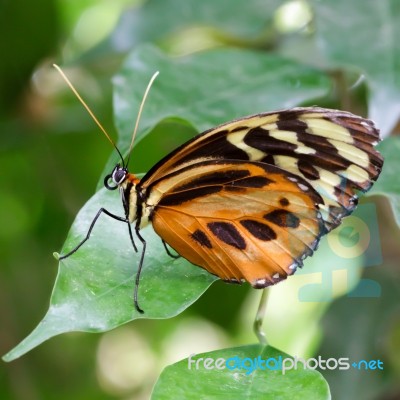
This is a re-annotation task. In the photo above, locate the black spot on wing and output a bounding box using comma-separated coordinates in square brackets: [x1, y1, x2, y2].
[191, 229, 212, 248]
[297, 159, 320, 180]
[260, 154, 276, 165]
[207, 222, 246, 250]
[264, 209, 300, 228]
[159, 186, 221, 206]
[244, 127, 297, 154]
[277, 109, 306, 122]
[276, 118, 308, 135]
[240, 219, 277, 241]
[279, 197, 290, 207]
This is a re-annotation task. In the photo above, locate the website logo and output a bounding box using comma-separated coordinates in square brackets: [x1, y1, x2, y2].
[188, 354, 384, 375]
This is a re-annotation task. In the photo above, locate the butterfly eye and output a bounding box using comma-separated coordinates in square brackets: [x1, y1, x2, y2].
[113, 168, 127, 184]
[104, 166, 127, 190]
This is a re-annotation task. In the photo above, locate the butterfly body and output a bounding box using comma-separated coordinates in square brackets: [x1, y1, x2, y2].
[103, 107, 382, 295]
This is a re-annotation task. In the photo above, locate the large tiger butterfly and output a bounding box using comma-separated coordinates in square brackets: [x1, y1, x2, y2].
[56, 67, 383, 313]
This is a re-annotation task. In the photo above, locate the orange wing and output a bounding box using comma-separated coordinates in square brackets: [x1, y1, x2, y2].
[147, 161, 325, 287]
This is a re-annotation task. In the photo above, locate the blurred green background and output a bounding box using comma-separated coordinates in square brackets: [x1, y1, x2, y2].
[1, 0, 400, 399]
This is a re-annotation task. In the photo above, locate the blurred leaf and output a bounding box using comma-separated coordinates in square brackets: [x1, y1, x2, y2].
[0, 0, 59, 114]
[112, 45, 332, 157]
[369, 137, 400, 227]
[152, 345, 331, 399]
[60, 0, 134, 62]
[316, 267, 400, 400]
[89, 0, 282, 59]
[312, 0, 400, 137]
[2, 188, 217, 362]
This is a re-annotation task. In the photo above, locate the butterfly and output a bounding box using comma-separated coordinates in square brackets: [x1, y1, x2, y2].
[55, 68, 383, 313]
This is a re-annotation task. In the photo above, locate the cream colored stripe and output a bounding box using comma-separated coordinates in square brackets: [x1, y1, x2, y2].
[273, 155, 298, 171]
[341, 164, 369, 183]
[226, 130, 266, 161]
[269, 128, 316, 154]
[301, 118, 354, 143]
[327, 139, 370, 168]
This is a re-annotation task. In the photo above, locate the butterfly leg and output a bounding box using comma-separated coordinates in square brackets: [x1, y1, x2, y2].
[162, 239, 180, 259]
[126, 222, 138, 252]
[253, 288, 269, 346]
[59, 208, 136, 259]
[133, 225, 146, 314]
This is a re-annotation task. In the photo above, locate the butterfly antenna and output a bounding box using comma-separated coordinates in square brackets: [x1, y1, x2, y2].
[125, 71, 159, 168]
[53, 64, 125, 165]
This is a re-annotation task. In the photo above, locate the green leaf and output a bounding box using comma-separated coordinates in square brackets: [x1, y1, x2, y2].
[125, 0, 281, 41]
[151, 345, 331, 399]
[312, 0, 400, 136]
[2, 188, 217, 362]
[369, 136, 400, 227]
[87, 0, 283, 60]
[3, 45, 332, 361]
[113, 45, 332, 156]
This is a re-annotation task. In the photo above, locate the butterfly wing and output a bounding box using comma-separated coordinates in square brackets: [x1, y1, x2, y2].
[142, 108, 383, 231]
[144, 160, 325, 286]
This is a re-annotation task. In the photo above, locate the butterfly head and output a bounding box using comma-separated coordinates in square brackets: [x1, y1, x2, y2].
[104, 164, 128, 190]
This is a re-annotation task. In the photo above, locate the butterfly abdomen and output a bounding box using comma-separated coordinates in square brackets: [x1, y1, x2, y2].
[120, 174, 141, 223]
